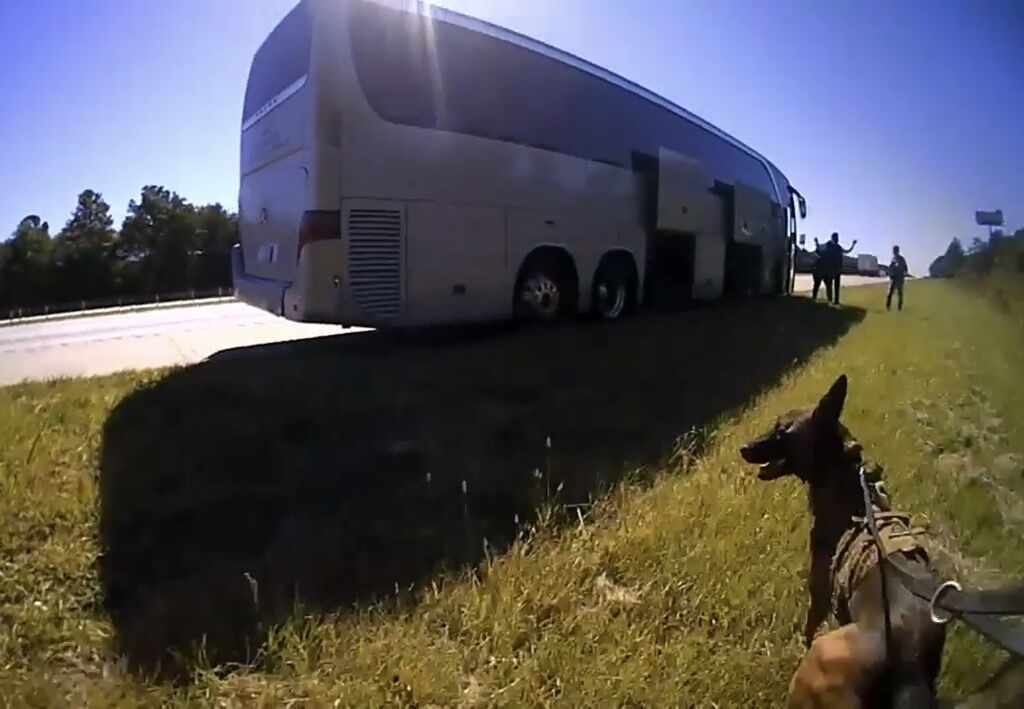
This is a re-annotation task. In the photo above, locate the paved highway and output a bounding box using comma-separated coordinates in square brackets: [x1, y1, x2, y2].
[0, 276, 885, 386]
[793, 273, 885, 295]
[0, 302, 362, 386]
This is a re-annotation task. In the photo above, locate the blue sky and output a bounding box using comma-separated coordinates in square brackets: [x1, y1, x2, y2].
[1, 1, 1021, 272]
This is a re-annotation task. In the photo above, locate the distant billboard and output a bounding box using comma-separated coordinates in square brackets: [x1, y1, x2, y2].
[975, 210, 1004, 227]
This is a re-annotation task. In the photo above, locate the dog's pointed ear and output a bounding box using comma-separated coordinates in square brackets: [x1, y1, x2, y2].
[813, 374, 848, 427]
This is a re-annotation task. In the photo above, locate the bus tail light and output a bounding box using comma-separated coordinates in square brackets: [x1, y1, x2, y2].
[297, 210, 341, 261]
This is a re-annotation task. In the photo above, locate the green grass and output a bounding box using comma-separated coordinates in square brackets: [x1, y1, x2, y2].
[1, 278, 1022, 706]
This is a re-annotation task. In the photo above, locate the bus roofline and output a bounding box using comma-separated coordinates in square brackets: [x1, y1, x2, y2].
[380, 0, 786, 205]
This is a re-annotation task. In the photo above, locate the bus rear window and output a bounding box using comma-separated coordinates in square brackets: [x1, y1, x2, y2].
[243, 3, 312, 124]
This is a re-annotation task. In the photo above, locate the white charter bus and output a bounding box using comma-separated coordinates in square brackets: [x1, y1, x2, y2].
[233, 0, 804, 326]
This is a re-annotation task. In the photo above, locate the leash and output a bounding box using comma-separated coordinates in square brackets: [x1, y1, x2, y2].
[857, 466, 1024, 660]
[857, 465, 895, 664]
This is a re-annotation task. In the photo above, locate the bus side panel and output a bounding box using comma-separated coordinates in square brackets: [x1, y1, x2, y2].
[336, 4, 649, 321]
[507, 209, 602, 314]
[693, 233, 726, 300]
[657, 148, 716, 236]
[505, 210, 644, 315]
[582, 161, 648, 307]
[340, 119, 591, 219]
[340, 123, 643, 319]
[573, 218, 647, 313]
[405, 202, 508, 324]
[238, 147, 309, 285]
[506, 208, 571, 268]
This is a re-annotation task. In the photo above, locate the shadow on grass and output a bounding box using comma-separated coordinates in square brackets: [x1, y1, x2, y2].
[98, 298, 863, 676]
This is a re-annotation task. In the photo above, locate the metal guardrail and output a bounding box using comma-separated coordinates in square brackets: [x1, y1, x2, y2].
[2, 288, 235, 322]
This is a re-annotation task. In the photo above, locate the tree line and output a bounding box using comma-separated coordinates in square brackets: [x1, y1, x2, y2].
[929, 229, 1024, 279]
[0, 187, 237, 312]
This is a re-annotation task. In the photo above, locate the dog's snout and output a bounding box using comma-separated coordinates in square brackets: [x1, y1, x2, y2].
[740, 435, 777, 464]
[739, 443, 758, 463]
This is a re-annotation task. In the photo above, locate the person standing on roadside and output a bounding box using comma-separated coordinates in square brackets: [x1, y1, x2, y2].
[811, 238, 831, 302]
[822, 232, 857, 305]
[887, 245, 908, 310]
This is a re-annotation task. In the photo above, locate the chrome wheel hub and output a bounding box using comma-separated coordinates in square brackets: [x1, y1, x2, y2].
[521, 275, 560, 319]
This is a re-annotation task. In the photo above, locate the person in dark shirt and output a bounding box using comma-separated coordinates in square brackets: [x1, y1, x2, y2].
[822, 232, 857, 304]
[811, 238, 831, 302]
[887, 245, 908, 311]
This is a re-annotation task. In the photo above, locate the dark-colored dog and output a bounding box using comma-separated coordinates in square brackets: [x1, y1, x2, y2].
[740, 375, 946, 708]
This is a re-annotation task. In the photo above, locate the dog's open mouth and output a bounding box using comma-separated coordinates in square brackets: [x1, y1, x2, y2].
[740, 439, 790, 480]
[754, 459, 788, 480]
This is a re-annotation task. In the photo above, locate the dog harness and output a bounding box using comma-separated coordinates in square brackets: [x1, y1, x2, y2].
[830, 488, 928, 624]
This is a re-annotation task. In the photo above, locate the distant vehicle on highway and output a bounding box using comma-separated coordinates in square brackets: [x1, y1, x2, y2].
[856, 254, 880, 276]
[233, 0, 805, 327]
[794, 250, 880, 277]
[793, 248, 816, 274]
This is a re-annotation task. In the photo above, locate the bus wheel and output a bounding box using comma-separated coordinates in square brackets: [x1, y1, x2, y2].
[516, 256, 571, 322]
[592, 257, 635, 321]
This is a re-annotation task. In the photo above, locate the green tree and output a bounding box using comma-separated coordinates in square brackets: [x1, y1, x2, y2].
[190, 203, 238, 290]
[54, 190, 117, 300]
[945, 237, 965, 264]
[0, 216, 56, 308]
[119, 186, 198, 293]
[55, 190, 115, 262]
[118, 186, 189, 259]
[193, 203, 238, 255]
[8, 216, 55, 271]
[929, 237, 966, 278]
[2, 187, 240, 311]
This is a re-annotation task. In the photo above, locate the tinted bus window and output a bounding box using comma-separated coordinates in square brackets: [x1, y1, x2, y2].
[351, 3, 775, 198]
[243, 3, 312, 123]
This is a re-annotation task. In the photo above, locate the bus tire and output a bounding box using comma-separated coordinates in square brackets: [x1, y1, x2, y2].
[514, 251, 576, 322]
[591, 254, 637, 321]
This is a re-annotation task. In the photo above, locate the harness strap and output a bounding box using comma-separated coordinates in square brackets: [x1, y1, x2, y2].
[830, 512, 925, 625]
[858, 466, 895, 664]
[857, 466, 1024, 661]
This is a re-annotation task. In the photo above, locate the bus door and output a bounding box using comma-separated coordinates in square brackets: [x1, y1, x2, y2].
[787, 187, 807, 293]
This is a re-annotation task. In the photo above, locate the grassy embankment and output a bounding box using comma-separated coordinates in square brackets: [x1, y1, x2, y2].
[1, 276, 1022, 706]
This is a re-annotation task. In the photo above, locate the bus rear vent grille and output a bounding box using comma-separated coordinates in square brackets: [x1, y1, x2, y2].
[348, 209, 402, 319]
